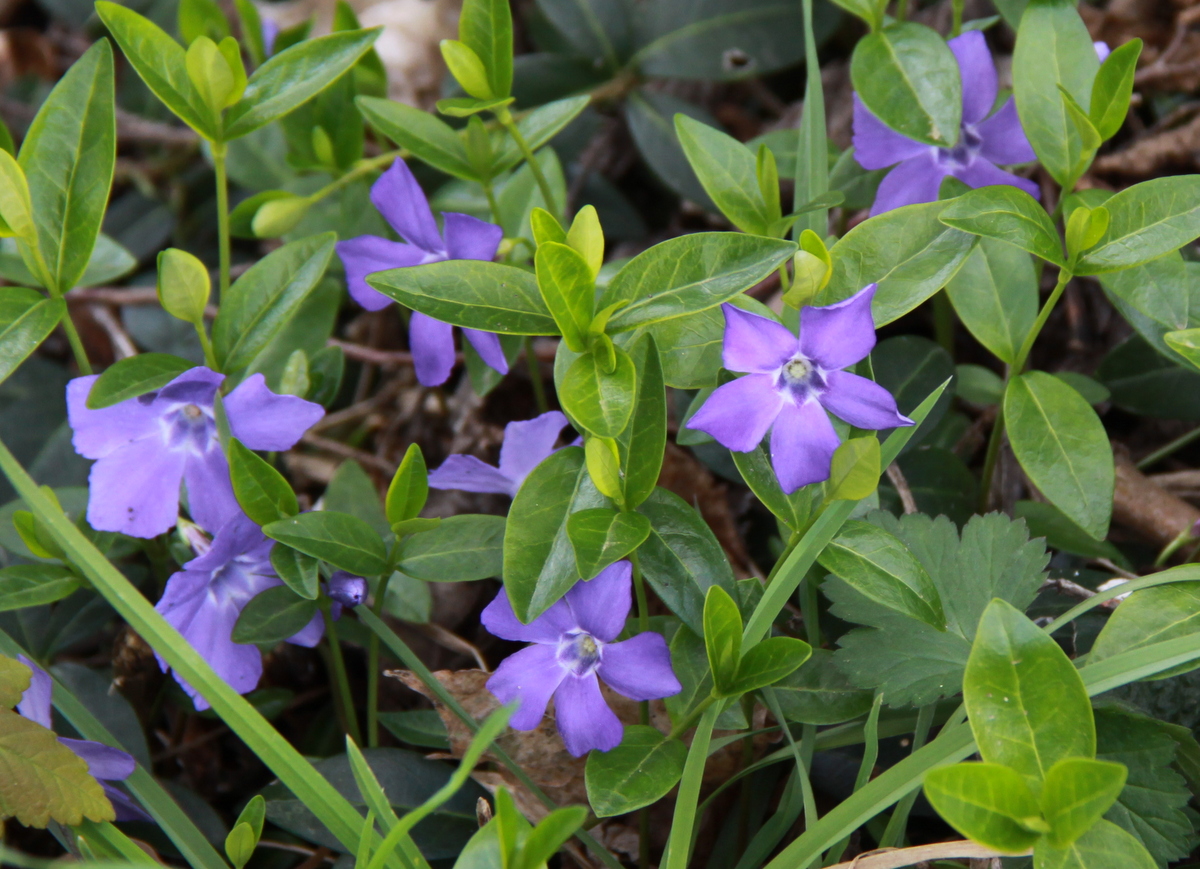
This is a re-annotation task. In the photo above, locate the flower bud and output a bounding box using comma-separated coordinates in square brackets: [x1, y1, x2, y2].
[251, 194, 310, 238]
[328, 571, 368, 607]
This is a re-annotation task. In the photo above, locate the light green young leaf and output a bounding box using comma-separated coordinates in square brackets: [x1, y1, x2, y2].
[558, 344, 636, 438]
[1088, 582, 1200, 679]
[924, 762, 1046, 853]
[675, 114, 771, 235]
[1033, 818, 1157, 869]
[458, 0, 513, 98]
[1040, 758, 1127, 849]
[229, 438, 298, 527]
[1090, 39, 1142, 142]
[386, 444, 428, 525]
[704, 585, 743, 696]
[1076, 176, 1200, 275]
[535, 242, 593, 352]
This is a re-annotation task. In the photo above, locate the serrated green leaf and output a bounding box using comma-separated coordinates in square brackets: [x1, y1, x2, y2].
[0, 655, 30, 708]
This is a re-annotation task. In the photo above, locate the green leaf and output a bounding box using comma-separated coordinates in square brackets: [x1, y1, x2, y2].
[0, 655, 29, 707]
[179, 0, 231, 45]
[817, 199, 977, 325]
[940, 186, 1065, 266]
[584, 725, 687, 817]
[226, 823, 256, 869]
[77, 234, 137, 289]
[0, 293, 63, 387]
[1041, 758, 1128, 849]
[386, 444, 428, 526]
[1013, 501, 1126, 564]
[232, 585, 318, 645]
[825, 437, 881, 502]
[616, 334, 666, 510]
[0, 564, 82, 611]
[1101, 251, 1189, 334]
[262, 512, 388, 576]
[0, 707, 116, 826]
[636, 487, 738, 637]
[1090, 39, 1142, 142]
[229, 438, 298, 526]
[599, 233, 795, 332]
[396, 514, 504, 581]
[95, 2, 214, 139]
[1004, 371, 1114, 540]
[356, 97, 473, 180]
[1034, 818, 1157, 869]
[924, 762, 1046, 853]
[567, 509, 651, 584]
[157, 248, 211, 325]
[964, 598, 1095, 784]
[1012, 0, 1100, 187]
[324, 460, 390, 538]
[517, 806, 588, 869]
[436, 95, 514, 118]
[1076, 177, 1200, 274]
[624, 91, 717, 210]
[732, 439, 808, 530]
[771, 648, 874, 726]
[212, 233, 336, 373]
[271, 544, 320, 600]
[368, 260, 557, 335]
[850, 23, 961, 147]
[19, 40, 115, 294]
[945, 239, 1040, 365]
[704, 585, 743, 696]
[674, 115, 771, 235]
[734, 636, 811, 694]
[84, 353, 194, 409]
[558, 344, 636, 438]
[459, 0, 513, 98]
[223, 29, 381, 139]
[819, 520, 945, 630]
[828, 512, 1049, 706]
[490, 96, 590, 176]
[1088, 582, 1200, 679]
[535, 242, 593, 352]
[377, 709, 449, 750]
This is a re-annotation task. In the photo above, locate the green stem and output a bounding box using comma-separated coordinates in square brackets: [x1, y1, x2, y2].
[663, 703, 721, 869]
[525, 336, 549, 414]
[895, 0, 908, 21]
[212, 142, 231, 297]
[195, 323, 218, 371]
[878, 704, 935, 848]
[323, 602, 363, 747]
[978, 400, 1005, 513]
[951, 0, 964, 35]
[309, 149, 405, 208]
[61, 313, 93, 375]
[1138, 424, 1200, 470]
[497, 109, 559, 219]
[367, 571, 394, 748]
[932, 291, 954, 358]
[1155, 526, 1196, 567]
[482, 181, 501, 224]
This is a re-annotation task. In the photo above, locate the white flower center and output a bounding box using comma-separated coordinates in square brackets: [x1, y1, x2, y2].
[558, 630, 603, 677]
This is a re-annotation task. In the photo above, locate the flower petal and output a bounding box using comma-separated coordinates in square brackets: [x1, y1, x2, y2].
[975, 100, 1037, 165]
[799, 284, 878, 371]
[66, 376, 160, 459]
[442, 212, 503, 261]
[103, 782, 152, 822]
[183, 448, 240, 535]
[949, 31, 997, 125]
[486, 644, 565, 730]
[686, 374, 784, 453]
[87, 437, 187, 538]
[59, 738, 136, 781]
[721, 304, 797, 374]
[225, 373, 325, 451]
[820, 370, 915, 430]
[598, 632, 681, 701]
[409, 311, 457, 387]
[16, 656, 52, 729]
[770, 400, 840, 493]
[463, 328, 509, 375]
[497, 411, 569, 485]
[336, 236, 428, 311]
[566, 560, 632, 642]
[553, 673, 623, 756]
[371, 158, 444, 253]
[870, 154, 946, 216]
[952, 158, 1041, 201]
[481, 586, 577, 644]
[156, 367, 225, 404]
[287, 611, 325, 648]
[428, 455, 519, 496]
[852, 94, 930, 170]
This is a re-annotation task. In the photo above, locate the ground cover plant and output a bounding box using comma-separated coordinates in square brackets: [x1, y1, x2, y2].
[4, 0, 1200, 866]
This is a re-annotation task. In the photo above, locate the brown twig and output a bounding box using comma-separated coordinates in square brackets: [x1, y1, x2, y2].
[88, 304, 137, 359]
[300, 432, 398, 474]
[885, 463, 918, 514]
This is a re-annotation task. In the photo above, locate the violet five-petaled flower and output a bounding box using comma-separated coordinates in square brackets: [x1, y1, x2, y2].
[155, 513, 326, 710]
[482, 562, 681, 756]
[428, 411, 569, 498]
[336, 158, 508, 387]
[67, 367, 324, 539]
[15, 655, 149, 822]
[686, 285, 913, 494]
[853, 31, 1038, 215]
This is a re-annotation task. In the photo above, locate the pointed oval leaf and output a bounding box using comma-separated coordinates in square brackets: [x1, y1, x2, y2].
[674, 115, 770, 235]
[0, 295, 63, 387]
[946, 238, 1038, 365]
[567, 508, 651, 580]
[940, 186, 1065, 267]
[262, 511, 388, 575]
[85, 353, 195, 409]
[704, 585, 743, 696]
[734, 636, 811, 695]
[924, 762, 1046, 853]
[356, 97, 473, 180]
[1076, 176, 1200, 274]
[232, 585, 319, 645]
[1041, 757, 1127, 849]
[0, 564, 82, 612]
[558, 345, 636, 438]
[229, 438, 299, 527]
[584, 725, 686, 817]
[396, 514, 505, 581]
[1088, 582, 1200, 679]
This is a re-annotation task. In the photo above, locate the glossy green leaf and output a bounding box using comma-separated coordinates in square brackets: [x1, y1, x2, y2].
[535, 242, 593, 352]
[356, 97, 473, 180]
[0, 564, 82, 611]
[325, 460, 389, 538]
[733, 636, 811, 694]
[229, 438, 298, 526]
[0, 293, 63, 387]
[964, 599, 1095, 784]
[771, 648, 874, 725]
[1040, 758, 1127, 848]
[817, 199, 977, 325]
[157, 248, 211, 325]
[924, 762, 1046, 853]
[567, 508, 651, 581]
[396, 514, 504, 581]
[732, 439, 806, 529]
[1076, 176, 1200, 274]
[19, 40, 115, 294]
[459, 0, 513, 98]
[635, 294, 774, 389]
[270, 544, 320, 600]
[819, 520, 945, 630]
[212, 233, 336, 373]
[1012, 0, 1100, 187]
[600, 233, 794, 332]
[232, 585, 319, 645]
[1101, 251, 1188, 334]
[368, 260, 557, 335]
[584, 726, 687, 817]
[675, 115, 771, 235]
[945, 239, 1040, 364]
[1004, 371, 1113, 540]
[516, 806, 588, 869]
[84, 353, 194, 409]
[1088, 582, 1200, 679]
[1090, 39, 1142, 141]
[262, 512, 388, 576]
[386, 444, 428, 526]
[825, 437, 880, 502]
[1033, 818, 1157, 869]
[1013, 501, 1125, 564]
[558, 345, 636, 438]
[940, 186, 1064, 266]
[704, 585, 743, 696]
[615, 334, 665, 509]
[850, 23, 961, 147]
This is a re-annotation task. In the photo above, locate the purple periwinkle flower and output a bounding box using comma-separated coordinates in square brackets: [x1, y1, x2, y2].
[15, 656, 149, 822]
[482, 561, 681, 757]
[328, 571, 368, 608]
[853, 31, 1038, 215]
[428, 411, 569, 498]
[686, 286, 912, 493]
[336, 158, 508, 387]
[67, 368, 324, 539]
[155, 512, 324, 710]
